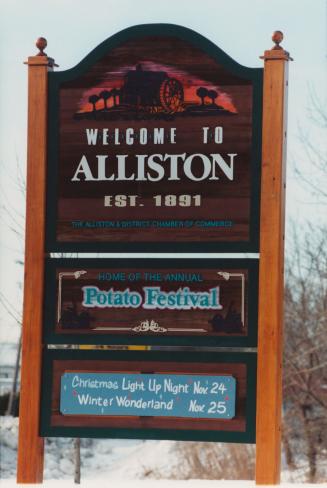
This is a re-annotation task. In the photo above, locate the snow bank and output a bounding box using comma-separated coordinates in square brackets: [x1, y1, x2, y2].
[1, 416, 326, 484]
[0, 415, 19, 478]
[0, 481, 325, 488]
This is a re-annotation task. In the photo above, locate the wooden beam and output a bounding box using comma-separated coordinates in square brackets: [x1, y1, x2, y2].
[255, 33, 291, 485]
[17, 43, 54, 483]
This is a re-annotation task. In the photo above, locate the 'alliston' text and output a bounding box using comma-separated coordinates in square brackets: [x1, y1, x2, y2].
[71, 153, 237, 182]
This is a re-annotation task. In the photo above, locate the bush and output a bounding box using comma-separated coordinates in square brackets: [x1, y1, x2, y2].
[0, 392, 19, 416]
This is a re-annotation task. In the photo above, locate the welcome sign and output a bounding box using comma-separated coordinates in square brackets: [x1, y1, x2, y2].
[43, 258, 258, 346]
[46, 24, 262, 252]
[19, 24, 289, 484]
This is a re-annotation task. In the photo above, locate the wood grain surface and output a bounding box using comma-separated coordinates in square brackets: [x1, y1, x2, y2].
[17, 56, 51, 484]
[53, 36, 256, 245]
[255, 49, 289, 485]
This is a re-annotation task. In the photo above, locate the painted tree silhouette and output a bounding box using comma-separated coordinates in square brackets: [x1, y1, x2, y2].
[208, 89, 218, 105]
[196, 87, 208, 105]
[89, 94, 99, 112]
[99, 90, 111, 109]
[110, 88, 118, 106]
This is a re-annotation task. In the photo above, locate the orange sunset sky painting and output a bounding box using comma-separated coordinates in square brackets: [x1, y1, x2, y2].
[76, 61, 238, 114]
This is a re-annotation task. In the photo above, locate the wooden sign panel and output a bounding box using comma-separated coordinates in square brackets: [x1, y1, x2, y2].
[46, 24, 262, 252]
[43, 258, 258, 346]
[41, 349, 256, 443]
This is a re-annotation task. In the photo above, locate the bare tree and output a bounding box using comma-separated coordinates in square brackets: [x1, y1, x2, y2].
[294, 87, 327, 205]
[137, 441, 255, 480]
[0, 157, 25, 416]
[281, 87, 327, 481]
[283, 224, 327, 482]
[0, 158, 82, 483]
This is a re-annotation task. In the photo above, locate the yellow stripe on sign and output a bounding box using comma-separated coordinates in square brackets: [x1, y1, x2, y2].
[78, 345, 150, 350]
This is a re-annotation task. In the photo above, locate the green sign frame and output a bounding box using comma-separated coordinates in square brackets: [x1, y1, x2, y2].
[41, 349, 257, 443]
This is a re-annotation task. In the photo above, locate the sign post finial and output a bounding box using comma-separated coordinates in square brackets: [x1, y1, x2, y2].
[36, 37, 48, 56]
[260, 30, 293, 61]
[24, 37, 58, 68]
[271, 30, 284, 50]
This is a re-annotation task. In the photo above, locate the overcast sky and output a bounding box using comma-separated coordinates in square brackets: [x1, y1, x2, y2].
[0, 0, 326, 342]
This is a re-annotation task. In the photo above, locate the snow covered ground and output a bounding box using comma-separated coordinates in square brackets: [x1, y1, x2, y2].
[1, 481, 327, 488]
[1, 416, 326, 485]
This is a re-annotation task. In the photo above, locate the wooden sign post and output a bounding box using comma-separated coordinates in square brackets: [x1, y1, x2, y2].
[256, 32, 291, 484]
[17, 39, 55, 483]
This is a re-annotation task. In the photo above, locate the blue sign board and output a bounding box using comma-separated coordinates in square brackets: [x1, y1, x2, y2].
[60, 372, 236, 419]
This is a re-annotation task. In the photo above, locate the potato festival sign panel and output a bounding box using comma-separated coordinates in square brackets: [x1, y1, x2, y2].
[43, 258, 258, 346]
[46, 24, 262, 252]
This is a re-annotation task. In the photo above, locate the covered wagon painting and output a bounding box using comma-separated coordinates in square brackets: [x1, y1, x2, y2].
[120, 63, 184, 113]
